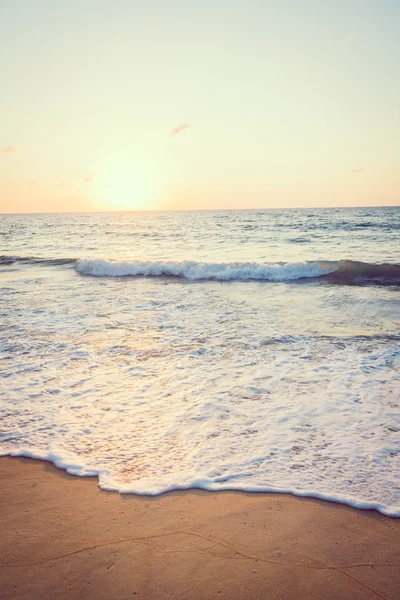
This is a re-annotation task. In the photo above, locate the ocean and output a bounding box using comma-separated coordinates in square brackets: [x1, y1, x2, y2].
[1, 207, 399, 516]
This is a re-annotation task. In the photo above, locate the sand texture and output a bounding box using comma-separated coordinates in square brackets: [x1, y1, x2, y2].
[1, 457, 399, 600]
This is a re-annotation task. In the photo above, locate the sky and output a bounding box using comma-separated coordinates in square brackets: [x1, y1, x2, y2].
[0, 0, 399, 212]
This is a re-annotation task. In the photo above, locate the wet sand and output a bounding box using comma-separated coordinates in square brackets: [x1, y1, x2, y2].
[0, 456, 399, 600]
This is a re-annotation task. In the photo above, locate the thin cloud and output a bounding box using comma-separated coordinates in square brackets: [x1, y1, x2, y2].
[350, 168, 365, 173]
[84, 176, 94, 183]
[171, 124, 191, 137]
[3, 144, 17, 154]
[105, 184, 112, 189]
[27, 181, 35, 186]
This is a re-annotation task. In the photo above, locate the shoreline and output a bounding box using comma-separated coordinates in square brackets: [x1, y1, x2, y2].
[1, 456, 399, 599]
[1, 452, 398, 518]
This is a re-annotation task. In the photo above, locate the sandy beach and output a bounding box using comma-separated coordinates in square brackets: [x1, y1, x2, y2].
[0, 457, 399, 600]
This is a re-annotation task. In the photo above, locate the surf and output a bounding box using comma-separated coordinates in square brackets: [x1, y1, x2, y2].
[2, 255, 400, 285]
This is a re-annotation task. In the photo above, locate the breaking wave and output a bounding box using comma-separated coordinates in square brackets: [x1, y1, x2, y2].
[76, 258, 336, 281]
[2, 255, 400, 285]
[76, 258, 400, 285]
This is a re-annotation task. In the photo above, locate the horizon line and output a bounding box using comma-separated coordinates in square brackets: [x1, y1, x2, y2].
[1, 204, 399, 216]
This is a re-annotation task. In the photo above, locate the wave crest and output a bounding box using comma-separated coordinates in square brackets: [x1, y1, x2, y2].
[76, 258, 400, 285]
[76, 258, 336, 281]
[2, 255, 400, 285]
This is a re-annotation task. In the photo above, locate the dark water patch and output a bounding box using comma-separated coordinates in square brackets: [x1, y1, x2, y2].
[0, 255, 76, 267]
[325, 261, 400, 287]
[288, 237, 311, 243]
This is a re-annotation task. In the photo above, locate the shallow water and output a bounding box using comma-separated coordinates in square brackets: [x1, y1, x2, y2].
[1, 208, 399, 515]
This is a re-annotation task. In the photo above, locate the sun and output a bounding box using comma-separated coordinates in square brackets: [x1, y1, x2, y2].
[93, 156, 161, 211]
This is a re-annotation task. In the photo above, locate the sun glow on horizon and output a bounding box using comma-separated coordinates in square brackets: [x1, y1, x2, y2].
[91, 156, 163, 211]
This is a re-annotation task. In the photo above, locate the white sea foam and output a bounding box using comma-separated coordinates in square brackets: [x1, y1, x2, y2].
[3, 447, 398, 516]
[76, 258, 337, 280]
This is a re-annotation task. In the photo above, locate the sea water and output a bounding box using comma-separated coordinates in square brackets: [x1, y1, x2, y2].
[1, 208, 399, 515]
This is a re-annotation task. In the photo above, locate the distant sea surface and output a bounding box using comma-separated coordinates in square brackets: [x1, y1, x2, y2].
[1, 207, 399, 515]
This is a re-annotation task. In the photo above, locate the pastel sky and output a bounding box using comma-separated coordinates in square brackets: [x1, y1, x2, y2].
[1, 0, 399, 212]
